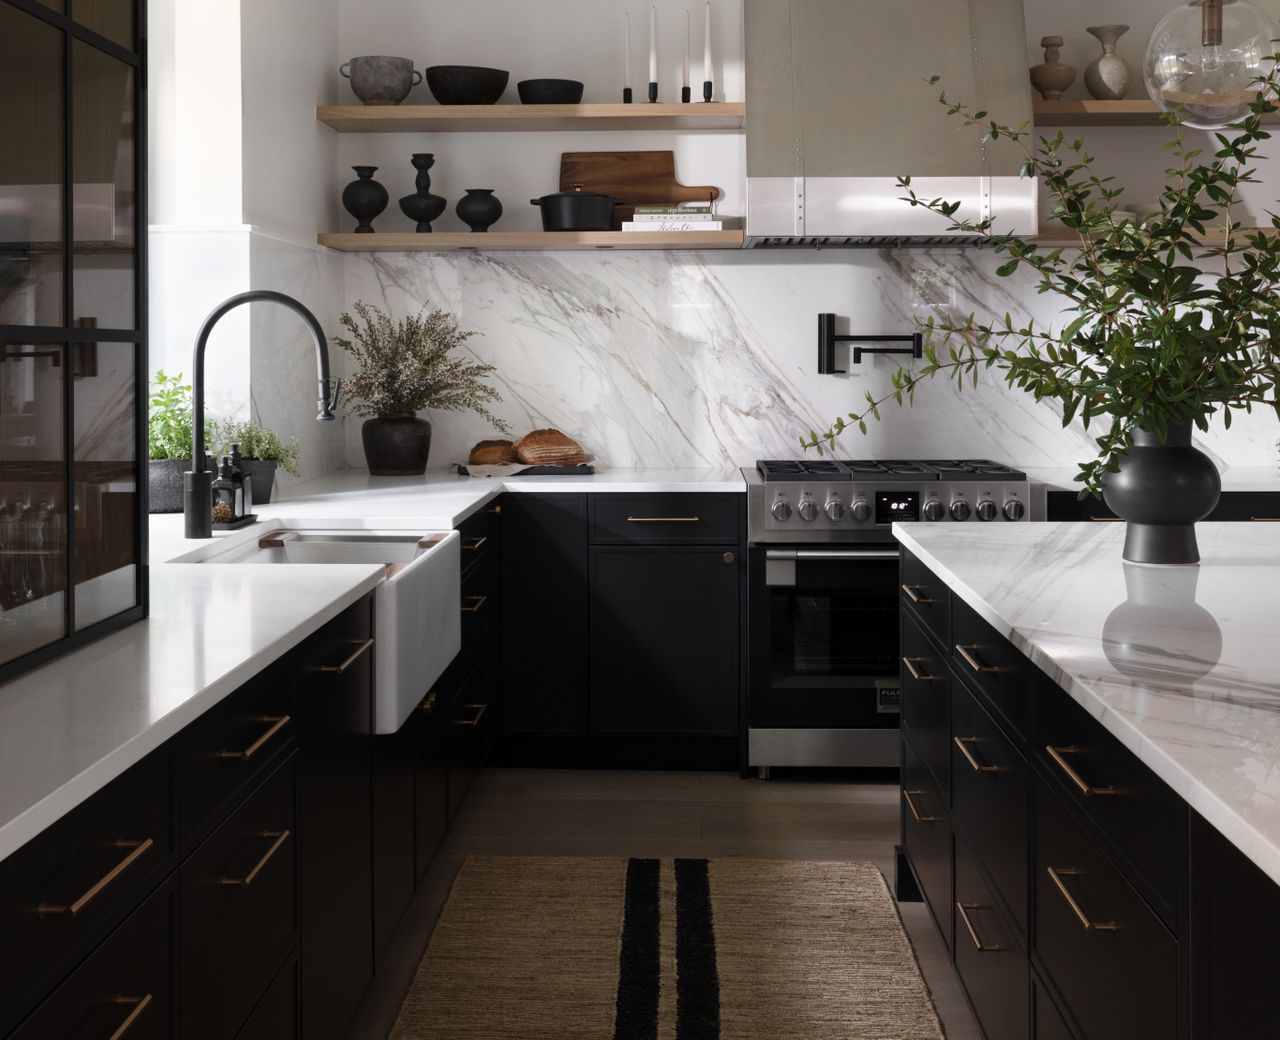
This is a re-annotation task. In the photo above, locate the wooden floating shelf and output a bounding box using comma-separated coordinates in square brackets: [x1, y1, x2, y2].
[1033, 99, 1280, 127]
[317, 102, 746, 133]
[317, 230, 746, 252]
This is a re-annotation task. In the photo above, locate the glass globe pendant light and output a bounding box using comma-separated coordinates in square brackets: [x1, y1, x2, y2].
[1144, 0, 1277, 128]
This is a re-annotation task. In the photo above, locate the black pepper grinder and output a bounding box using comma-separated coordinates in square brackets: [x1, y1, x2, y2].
[229, 443, 253, 516]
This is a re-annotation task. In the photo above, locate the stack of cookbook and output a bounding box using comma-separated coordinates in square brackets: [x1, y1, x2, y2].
[620, 204, 722, 232]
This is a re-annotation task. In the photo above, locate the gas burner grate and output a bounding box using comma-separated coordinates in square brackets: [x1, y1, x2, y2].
[840, 459, 939, 481]
[922, 459, 1028, 481]
[756, 460, 851, 481]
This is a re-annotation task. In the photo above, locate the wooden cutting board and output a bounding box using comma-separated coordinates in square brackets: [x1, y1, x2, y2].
[559, 151, 719, 227]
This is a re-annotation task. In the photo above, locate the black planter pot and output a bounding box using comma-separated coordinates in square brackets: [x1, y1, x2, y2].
[361, 415, 432, 475]
[399, 153, 447, 232]
[456, 188, 502, 232]
[342, 165, 389, 233]
[1101, 420, 1221, 565]
[240, 459, 279, 504]
[148, 459, 189, 513]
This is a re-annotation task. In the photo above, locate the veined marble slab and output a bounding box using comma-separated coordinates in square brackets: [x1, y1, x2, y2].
[893, 521, 1280, 885]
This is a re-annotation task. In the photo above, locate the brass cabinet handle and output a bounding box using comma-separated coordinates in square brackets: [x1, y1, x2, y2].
[109, 994, 153, 1040]
[220, 830, 290, 887]
[901, 584, 935, 605]
[625, 516, 701, 523]
[37, 838, 155, 917]
[452, 703, 487, 727]
[219, 714, 291, 761]
[953, 736, 999, 774]
[902, 657, 939, 682]
[421, 691, 438, 714]
[955, 644, 999, 674]
[1046, 866, 1118, 932]
[463, 535, 488, 550]
[461, 594, 489, 614]
[1046, 745, 1116, 797]
[1250, 517, 1280, 522]
[309, 638, 373, 674]
[902, 788, 940, 822]
[956, 902, 1002, 952]
[486, 504, 502, 515]
[1089, 517, 1123, 522]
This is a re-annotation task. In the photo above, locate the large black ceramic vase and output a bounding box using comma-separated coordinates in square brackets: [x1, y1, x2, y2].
[1101, 419, 1221, 565]
[342, 165, 389, 233]
[398, 153, 446, 232]
[456, 188, 502, 232]
[361, 415, 432, 475]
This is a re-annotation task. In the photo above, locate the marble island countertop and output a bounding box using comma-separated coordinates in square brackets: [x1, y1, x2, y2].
[893, 520, 1280, 885]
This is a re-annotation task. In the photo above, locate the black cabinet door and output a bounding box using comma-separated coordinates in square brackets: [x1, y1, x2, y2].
[235, 950, 299, 1040]
[372, 721, 416, 961]
[500, 494, 589, 735]
[414, 690, 450, 883]
[588, 545, 740, 736]
[901, 737, 952, 953]
[901, 613, 951, 799]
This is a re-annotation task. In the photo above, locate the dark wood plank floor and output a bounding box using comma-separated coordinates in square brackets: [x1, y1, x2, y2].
[344, 767, 980, 1039]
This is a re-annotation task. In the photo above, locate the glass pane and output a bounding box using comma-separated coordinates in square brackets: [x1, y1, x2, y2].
[0, 6, 65, 327]
[72, 41, 135, 330]
[74, 340, 136, 630]
[770, 590, 898, 680]
[0, 343, 68, 666]
[73, 0, 132, 50]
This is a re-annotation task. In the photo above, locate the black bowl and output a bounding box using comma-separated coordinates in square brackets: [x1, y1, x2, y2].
[425, 65, 509, 105]
[517, 78, 585, 105]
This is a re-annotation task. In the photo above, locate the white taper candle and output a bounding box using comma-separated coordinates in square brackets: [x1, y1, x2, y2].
[624, 12, 632, 88]
[683, 10, 691, 89]
[703, 2, 712, 85]
[649, 6, 658, 84]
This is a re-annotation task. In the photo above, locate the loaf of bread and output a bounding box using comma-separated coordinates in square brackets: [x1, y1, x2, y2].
[514, 429, 592, 467]
[468, 439, 519, 465]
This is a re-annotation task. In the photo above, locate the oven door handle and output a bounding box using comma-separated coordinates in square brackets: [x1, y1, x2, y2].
[767, 549, 901, 561]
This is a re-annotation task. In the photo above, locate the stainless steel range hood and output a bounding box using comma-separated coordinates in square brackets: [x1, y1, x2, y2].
[744, 0, 1037, 247]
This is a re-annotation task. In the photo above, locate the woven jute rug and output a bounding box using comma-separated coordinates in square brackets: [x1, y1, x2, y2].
[389, 857, 944, 1040]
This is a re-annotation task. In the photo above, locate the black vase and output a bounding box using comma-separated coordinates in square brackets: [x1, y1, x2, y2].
[361, 415, 432, 475]
[456, 188, 502, 232]
[1101, 419, 1221, 565]
[342, 165, 389, 233]
[398, 153, 447, 232]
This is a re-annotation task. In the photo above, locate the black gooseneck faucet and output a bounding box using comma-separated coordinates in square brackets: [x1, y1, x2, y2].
[184, 290, 342, 538]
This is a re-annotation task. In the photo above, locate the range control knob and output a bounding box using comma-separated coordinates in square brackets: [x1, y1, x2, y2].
[922, 499, 946, 522]
[825, 498, 846, 522]
[798, 499, 819, 522]
[850, 498, 872, 523]
[976, 499, 998, 522]
[1003, 498, 1026, 522]
[771, 499, 792, 522]
[950, 499, 972, 522]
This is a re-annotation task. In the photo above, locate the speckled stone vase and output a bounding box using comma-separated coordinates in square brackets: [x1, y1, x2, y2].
[1030, 35, 1076, 101]
[1084, 24, 1132, 100]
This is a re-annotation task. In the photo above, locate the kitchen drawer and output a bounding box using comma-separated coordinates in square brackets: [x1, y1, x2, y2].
[951, 678, 1028, 938]
[0, 744, 174, 1027]
[901, 613, 950, 799]
[1033, 777, 1176, 1040]
[236, 949, 299, 1040]
[179, 657, 297, 851]
[1209, 491, 1280, 521]
[900, 550, 950, 649]
[447, 656, 498, 820]
[458, 500, 500, 574]
[8, 878, 176, 1040]
[951, 598, 1032, 741]
[1033, 976, 1077, 1040]
[414, 688, 450, 883]
[901, 738, 952, 953]
[181, 755, 299, 1040]
[458, 555, 498, 675]
[589, 493, 741, 545]
[953, 835, 1029, 1040]
[1034, 683, 1179, 926]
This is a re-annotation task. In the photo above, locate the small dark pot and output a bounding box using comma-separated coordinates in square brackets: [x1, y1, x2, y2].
[1101, 420, 1221, 565]
[342, 166, 389, 233]
[240, 459, 279, 504]
[148, 459, 190, 513]
[531, 189, 616, 231]
[517, 78, 585, 104]
[398, 153, 447, 232]
[362, 416, 432, 475]
[425, 65, 509, 105]
[456, 188, 502, 232]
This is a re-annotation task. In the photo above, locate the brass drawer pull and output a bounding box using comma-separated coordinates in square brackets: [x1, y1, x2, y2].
[902, 657, 939, 682]
[954, 736, 999, 774]
[109, 994, 153, 1040]
[219, 715, 291, 761]
[1089, 516, 1123, 522]
[486, 504, 502, 515]
[625, 516, 701, 523]
[220, 830, 291, 887]
[461, 594, 489, 614]
[452, 703, 488, 727]
[901, 584, 935, 605]
[421, 691, 438, 714]
[902, 788, 940, 823]
[1046, 745, 1116, 797]
[955, 644, 999, 674]
[1046, 866, 1118, 932]
[309, 638, 373, 674]
[956, 902, 1002, 952]
[463, 535, 488, 551]
[1250, 517, 1280, 522]
[37, 838, 155, 917]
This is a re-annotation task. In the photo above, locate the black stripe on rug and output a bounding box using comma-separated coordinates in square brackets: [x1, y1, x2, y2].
[675, 858, 721, 1040]
[614, 857, 661, 1040]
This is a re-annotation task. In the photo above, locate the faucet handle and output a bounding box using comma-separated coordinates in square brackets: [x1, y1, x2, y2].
[318, 378, 342, 421]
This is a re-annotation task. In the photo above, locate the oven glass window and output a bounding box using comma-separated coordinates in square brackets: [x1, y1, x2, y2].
[769, 587, 899, 682]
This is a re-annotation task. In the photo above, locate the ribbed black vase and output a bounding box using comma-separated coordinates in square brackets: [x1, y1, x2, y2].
[398, 153, 446, 232]
[1101, 420, 1221, 565]
[342, 165, 389, 233]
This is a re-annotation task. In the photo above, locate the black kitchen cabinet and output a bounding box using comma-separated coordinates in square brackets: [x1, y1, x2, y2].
[1047, 489, 1280, 523]
[236, 950, 299, 1040]
[414, 689, 450, 883]
[372, 722, 416, 960]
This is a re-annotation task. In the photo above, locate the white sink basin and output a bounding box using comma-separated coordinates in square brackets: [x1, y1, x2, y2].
[176, 526, 461, 734]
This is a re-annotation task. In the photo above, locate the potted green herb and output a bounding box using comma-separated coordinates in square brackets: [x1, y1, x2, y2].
[805, 69, 1280, 565]
[147, 370, 199, 513]
[335, 301, 510, 475]
[208, 418, 301, 504]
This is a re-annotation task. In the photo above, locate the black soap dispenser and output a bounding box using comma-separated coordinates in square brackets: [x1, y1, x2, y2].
[211, 455, 255, 530]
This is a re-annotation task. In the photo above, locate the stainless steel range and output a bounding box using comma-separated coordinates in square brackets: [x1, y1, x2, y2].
[745, 459, 1035, 776]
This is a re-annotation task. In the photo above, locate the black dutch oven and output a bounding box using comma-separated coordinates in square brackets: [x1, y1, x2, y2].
[530, 186, 617, 231]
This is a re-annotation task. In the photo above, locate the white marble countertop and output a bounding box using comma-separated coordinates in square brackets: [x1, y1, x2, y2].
[893, 521, 1280, 885]
[1027, 465, 1280, 493]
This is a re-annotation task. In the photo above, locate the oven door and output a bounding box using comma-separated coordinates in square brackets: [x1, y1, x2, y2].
[749, 546, 901, 729]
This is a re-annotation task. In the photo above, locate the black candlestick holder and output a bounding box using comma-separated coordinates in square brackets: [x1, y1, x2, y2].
[702, 80, 713, 102]
[623, 86, 633, 104]
[682, 85, 691, 103]
[648, 81, 658, 103]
